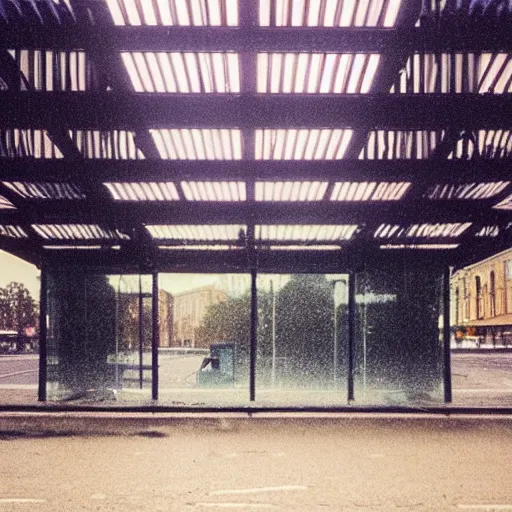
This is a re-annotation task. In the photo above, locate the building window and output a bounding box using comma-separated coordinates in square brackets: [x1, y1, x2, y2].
[475, 276, 483, 319]
[490, 271, 496, 317]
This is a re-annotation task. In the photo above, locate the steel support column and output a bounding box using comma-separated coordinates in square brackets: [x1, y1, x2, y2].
[347, 271, 356, 402]
[443, 266, 453, 403]
[152, 272, 159, 401]
[37, 265, 47, 402]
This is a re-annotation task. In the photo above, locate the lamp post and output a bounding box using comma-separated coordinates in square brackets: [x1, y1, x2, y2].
[331, 278, 346, 385]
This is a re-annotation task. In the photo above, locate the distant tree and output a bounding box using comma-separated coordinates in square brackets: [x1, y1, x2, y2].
[49, 272, 116, 395]
[195, 276, 337, 387]
[0, 283, 37, 351]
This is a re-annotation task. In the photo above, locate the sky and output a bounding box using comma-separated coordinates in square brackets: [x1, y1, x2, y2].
[0, 250, 41, 298]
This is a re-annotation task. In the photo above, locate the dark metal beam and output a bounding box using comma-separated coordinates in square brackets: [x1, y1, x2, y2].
[2, 93, 510, 129]
[1, 26, 511, 53]
[1, 158, 510, 182]
[1, 200, 509, 225]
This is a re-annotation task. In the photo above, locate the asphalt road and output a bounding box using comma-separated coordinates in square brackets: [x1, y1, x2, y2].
[0, 416, 511, 511]
[1, 353, 511, 406]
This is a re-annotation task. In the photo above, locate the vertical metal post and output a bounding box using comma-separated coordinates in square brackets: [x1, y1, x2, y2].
[38, 265, 48, 402]
[347, 272, 356, 402]
[152, 273, 159, 401]
[443, 266, 452, 403]
[250, 268, 257, 401]
[138, 274, 144, 390]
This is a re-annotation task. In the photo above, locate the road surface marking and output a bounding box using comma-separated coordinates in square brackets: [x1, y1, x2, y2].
[0, 499, 46, 504]
[211, 485, 307, 496]
[0, 370, 37, 379]
[458, 506, 512, 510]
[195, 504, 276, 509]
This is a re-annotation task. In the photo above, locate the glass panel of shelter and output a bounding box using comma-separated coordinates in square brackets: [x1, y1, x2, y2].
[44, 268, 447, 406]
[46, 272, 153, 401]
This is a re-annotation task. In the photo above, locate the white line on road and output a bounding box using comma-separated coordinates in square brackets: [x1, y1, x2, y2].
[458, 505, 512, 510]
[210, 486, 307, 496]
[195, 504, 276, 509]
[0, 499, 46, 504]
[0, 370, 37, 379]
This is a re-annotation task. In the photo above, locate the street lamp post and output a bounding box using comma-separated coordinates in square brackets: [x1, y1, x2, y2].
[331, 279, 346, 385]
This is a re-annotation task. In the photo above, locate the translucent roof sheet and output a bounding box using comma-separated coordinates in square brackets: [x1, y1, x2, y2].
[449, 130, 512, 159]
[259, 0, 402, 27]
[9, 49, 89, 92]
[494, 194, 512, 210]
[0, 130, 63, 159]
[106, 0, 238, 26]
[32, 224, 130, 240]
[3, 182, 85, 200]
[146, 225, 246, 240]
[69, 131, 144, 160]
[330, 182, 411, 201]
[374, 223, 472, 239]
[257, 53, 380, 94]
[360, 131, 444, 160]
[0, 195, 16, 209]
[425, 182, 510, 200]
[255, 181, 328, 201]
[182, 181, 246, 201]
[122, 52, 240, 93]
[255, 129, 353, 160]
[256, 224, 359, 241]
[150, 129, 242, 160]
[391, 53, 512, 94]
[380, 244, 460, 249]
[104, 182, 180, 201]
[0, 225, 28, 238]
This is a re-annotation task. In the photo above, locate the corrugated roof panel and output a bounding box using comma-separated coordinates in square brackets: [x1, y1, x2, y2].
[380, 244, 460, 249]
[159, 244, 242, 250]
[425, 182, 510, 200]
[266, 245, 341, 250]
[360, 130, 444, 159]
[0, 130, 63, 158]
[104, 182, 180, 201]
[256, 224, 359, 241]
[3, 182, 85, 200]
[32, 224, 130, 240]
[494, 194, 512, 210]
[0, 195, 16, 209]
[259, 0, 402, 27]
[255, 181, 328, 201]
[122, 52, 240, 93]
[391, 53, 512, 94]
[69, 130, 145, 160]
[9, 49, 90, 91]
[257, 53, 380, 94]
[475, 226, 500, 237]
[181, 181, 246, 201]
[0, 225, 28, 238]
[374, 222, 472, 239]
[43, 245, 121, 250]
[150, 129, 242, 160]
[106, 0, 238, 26]
[146, 225, 246, 240]
[255, 129, 353, 160]
[330, 182, 411, 201]
[448, 130, 512, 159]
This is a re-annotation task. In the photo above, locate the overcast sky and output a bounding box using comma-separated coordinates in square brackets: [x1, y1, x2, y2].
[0, 251, 41, 298]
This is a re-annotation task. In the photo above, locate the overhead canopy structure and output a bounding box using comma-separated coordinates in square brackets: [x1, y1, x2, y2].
[0, 0, 511, 272]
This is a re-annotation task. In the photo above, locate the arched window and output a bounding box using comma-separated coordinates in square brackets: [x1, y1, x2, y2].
[490, 271, 496, 317]
[475, 276, 482, 319]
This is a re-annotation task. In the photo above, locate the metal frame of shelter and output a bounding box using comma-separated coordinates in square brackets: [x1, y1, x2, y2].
[0, 0, 511, 408]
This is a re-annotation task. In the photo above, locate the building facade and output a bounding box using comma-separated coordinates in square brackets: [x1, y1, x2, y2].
[172, 286, 227, 348]
[451, 248, 512, 344]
